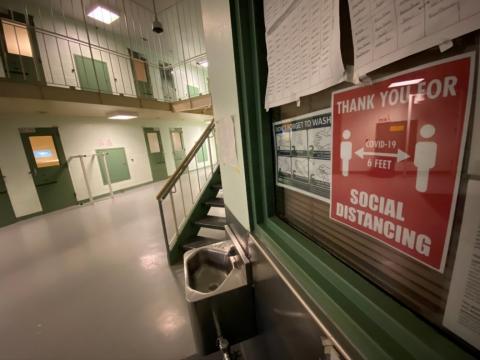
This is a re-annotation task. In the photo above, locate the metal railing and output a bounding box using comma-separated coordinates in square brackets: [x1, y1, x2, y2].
[0, 0, 209, 102]
[157, 120, 218, 251]
[68, 152, 115, 203]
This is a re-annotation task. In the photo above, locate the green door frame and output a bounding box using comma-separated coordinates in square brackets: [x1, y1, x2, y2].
[170, 128, 186, 168]
[0, 168, 16, 227]
[20, 127, 77, 213]
[143, 128, 168, 182]
[129, 49, 154, 98]
[0, 11, 45, 83]
[229, 0, 473, 359]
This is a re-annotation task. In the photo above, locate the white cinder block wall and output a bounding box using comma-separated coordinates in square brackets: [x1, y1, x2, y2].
[0, 115, 209, 218]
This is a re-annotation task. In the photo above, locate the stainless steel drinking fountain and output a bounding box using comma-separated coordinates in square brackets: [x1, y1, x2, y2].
[184, 230, 255, 356]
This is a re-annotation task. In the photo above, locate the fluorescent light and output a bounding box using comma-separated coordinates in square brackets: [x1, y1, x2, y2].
[196, 59, 208, 68]
[388, 78, 424, 88]
[88, 4, 119, 24]
[107, 111, 138, 120]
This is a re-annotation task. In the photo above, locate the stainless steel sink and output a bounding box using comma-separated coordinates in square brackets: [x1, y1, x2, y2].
[183, 238, 255, 355]
[184, 240, 247, 302]
[187, 248, 233, 293]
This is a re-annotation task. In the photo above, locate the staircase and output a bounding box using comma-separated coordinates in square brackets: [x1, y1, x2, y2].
[183, 180, 226, 251]
[156, 121, 227, 265]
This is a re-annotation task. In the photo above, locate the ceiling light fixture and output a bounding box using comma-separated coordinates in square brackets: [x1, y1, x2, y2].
[87, 4, 120, 24]
[196, 59, 208, 68]
[107, 111, 138, 120]
[388, 78, 424, 88]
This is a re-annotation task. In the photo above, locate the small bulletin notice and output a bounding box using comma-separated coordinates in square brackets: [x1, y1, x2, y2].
[274, 109, 332, 203]
[330, 54, 474, 272]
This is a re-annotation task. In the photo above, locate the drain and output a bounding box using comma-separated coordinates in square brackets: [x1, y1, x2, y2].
[208, 283, 219, 291]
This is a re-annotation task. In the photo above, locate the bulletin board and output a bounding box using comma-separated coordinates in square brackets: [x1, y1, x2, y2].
[269, 3, 480, 351]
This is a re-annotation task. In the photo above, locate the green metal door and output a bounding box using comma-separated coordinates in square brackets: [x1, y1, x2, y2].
[96, 148, 131, 185]
[74, 55, 112, 93]
[0, 168, 16, 227]
[20, 127, 77, 213]
[143, 128, 168, 182]
[0, 12, 45, 83]
[170, 128, 186, 168]
[129, 49, 154, 98]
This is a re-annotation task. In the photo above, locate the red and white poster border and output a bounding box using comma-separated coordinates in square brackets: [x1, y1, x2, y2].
[329, 53, 475, 272]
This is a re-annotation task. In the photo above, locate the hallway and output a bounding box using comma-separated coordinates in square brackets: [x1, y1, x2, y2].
[0, 182, 197, 360]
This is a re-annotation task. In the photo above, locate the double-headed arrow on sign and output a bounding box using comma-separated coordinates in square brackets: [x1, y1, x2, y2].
[354, 147, 410, 162]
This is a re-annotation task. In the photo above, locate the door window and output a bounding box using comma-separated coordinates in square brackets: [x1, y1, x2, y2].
[171, 131, 183, 151]
[1, 20, 32, 57]
[29, 135, 60, 168]
[133, 59, 147, 82]
[146, 132, 161, 153]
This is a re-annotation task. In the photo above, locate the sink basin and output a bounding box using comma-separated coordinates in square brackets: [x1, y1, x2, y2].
[187, 248, 233, 293]
[183, 238, 255, 356]
[184, 240, 247, 302]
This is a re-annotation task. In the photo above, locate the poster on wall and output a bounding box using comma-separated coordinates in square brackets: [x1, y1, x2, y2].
[443, 180, 480, 350]
[274, 109, 332, 203]
[263, 0, 345, 109]
[330, 54, 474, 272]
[348, 0, 480, 77]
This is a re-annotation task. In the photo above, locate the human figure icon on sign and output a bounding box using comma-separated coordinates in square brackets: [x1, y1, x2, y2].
[414, 124, 437, 193]
[340, 129, 352, 176]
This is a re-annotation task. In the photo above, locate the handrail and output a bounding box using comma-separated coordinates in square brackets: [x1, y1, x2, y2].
[156, 120, 215, 200]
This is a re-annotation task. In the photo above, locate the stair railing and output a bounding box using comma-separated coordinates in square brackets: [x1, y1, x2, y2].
[156, 120, 219, 252]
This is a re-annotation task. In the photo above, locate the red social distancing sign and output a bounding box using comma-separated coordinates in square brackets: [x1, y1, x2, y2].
[330, 54, 474, 272]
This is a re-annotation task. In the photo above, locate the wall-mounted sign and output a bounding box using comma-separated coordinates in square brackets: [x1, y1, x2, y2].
[274, 109, 331, 203]
[330, 54, 474, 272]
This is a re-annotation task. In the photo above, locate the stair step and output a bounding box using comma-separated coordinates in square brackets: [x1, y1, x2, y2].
[211, 183, 222, 190]
[204, 197, 225, 208]
[194, 216, 226, 230]
[182, 236, 225, 251]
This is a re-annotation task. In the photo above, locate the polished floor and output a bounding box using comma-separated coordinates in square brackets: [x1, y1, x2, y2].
[0, 179, 219, 360]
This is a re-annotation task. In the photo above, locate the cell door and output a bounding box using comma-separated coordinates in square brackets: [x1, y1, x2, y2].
[0, 10, 45, 83]
[129, 49, 153, 98]
[20, 127, 77, 213]
[170, 128, 186, 168]
[74, 55, 112, 93]
[143, 128, 167, 182]
[0, 168, 16, 227]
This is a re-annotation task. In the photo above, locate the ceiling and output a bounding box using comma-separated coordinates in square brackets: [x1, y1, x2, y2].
[0, 97, 211, 122]
[135, 0, 181, 12]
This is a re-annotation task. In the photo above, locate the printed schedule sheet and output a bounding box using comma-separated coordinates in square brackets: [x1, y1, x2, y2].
[264, 0, 345, 109]
[349, 0, 480, 76]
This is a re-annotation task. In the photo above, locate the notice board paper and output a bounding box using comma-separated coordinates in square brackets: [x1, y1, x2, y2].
[330, 54, 474, 272]
[216, 116, 238, 167]
[443, 180, 480, 350]
[348, 0, 480, 77]
[264, 0, 345, 109]
[274, 109, 332, 203]
[468, 39, 480, 176]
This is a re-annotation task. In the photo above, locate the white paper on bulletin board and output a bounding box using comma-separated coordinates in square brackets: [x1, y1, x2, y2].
[443, 179, 480, 350]
[468, 37, 480, 176]
[348, 0, 480, 77]
[263, 0, 345, 109]
[216, 116, 238, 167]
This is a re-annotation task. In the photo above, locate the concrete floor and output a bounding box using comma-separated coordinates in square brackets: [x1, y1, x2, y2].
[0, 180, 216, 360]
